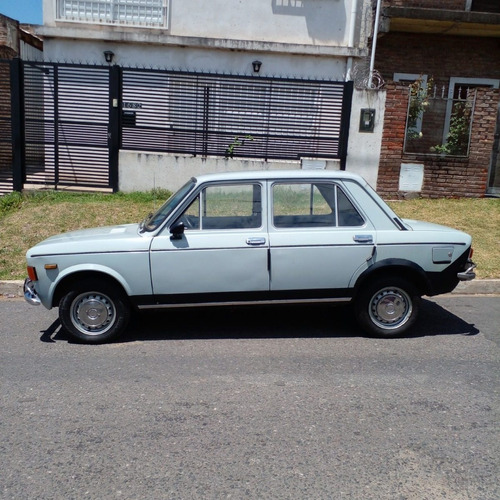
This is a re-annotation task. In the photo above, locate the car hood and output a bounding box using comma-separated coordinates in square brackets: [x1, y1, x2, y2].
[27, 223, 149, 256]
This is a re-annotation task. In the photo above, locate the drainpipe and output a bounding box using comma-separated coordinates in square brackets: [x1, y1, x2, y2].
[345, 0, 358, 81]
[368, 0, 382, 88]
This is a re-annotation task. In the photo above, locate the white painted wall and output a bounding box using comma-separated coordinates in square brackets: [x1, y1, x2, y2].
[119, 152, 341, 192]
[345, 88, 386, 189]
[42, 38, 347, 80]
[40, 0, 371, 79]
[170, 0, 350, 45]
[43, 0, 370, 48]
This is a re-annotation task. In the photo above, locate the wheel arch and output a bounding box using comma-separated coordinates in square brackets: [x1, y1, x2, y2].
[353, 259, 431, 299]
[51, 269, 131, 308]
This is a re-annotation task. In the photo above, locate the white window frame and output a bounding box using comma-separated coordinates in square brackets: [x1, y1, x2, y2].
[443, 77, 499, 143]
[55, 0, 169, 29]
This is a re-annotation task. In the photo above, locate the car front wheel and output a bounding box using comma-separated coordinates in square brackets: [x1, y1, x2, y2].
[59, 279, 130, 343]
[355, 277, 421, 337]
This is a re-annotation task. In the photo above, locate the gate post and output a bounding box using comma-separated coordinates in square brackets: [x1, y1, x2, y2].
[339, 80, 354, 171]
[10, 58, 24, 192]
[109, 64, 122, 192]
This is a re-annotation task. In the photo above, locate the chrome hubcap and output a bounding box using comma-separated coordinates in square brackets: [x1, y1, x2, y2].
[71, 292, 115, 335]
[369, 287, 412, 330]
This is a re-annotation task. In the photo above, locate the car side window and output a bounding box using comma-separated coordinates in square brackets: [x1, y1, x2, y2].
[177, 183, 262, 230]
[272, 182, 364, 228]
[273, 183, 336, 228]
[337, 188, 365, 227]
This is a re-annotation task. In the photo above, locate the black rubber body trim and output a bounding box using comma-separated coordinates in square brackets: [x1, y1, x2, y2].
[130, 288, 353, 308]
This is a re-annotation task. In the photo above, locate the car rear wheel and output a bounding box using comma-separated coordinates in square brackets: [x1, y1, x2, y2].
[355, 276, 421, 337]
[59, 279, 130, 343]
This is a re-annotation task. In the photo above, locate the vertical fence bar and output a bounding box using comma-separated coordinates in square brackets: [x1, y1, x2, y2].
[202, 85, 209, 156]
[109, 64, 122, 192]
[53, 64, 60, 188]
[264, 81, 273, 161]
[10, 58, 24, 192]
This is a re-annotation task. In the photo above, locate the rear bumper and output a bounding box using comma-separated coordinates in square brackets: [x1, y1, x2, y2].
[24, 278, 41, 306]
[426, 249, 475, 296]
[457, 260, 476, 281]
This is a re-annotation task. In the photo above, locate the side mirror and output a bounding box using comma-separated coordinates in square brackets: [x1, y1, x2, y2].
[170, 221, 185, 240]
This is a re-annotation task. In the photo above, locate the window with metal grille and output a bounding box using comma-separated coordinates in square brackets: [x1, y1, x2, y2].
[404, 77, 500, 157]
[56, 0, 168, 28]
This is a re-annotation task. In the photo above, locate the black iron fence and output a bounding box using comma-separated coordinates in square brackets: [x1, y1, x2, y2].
[0, 59, 353, 194]
[120, 68, 352, 162]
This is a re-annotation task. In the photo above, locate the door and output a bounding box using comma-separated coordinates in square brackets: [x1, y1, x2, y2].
[150, 182, 269, 302]
[488, 98, 500, 195]
[268, 181, 375, 295]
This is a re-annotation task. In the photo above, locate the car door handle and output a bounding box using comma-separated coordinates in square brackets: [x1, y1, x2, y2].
[246, 237, 266, 246]
[353, 235, 373, 244]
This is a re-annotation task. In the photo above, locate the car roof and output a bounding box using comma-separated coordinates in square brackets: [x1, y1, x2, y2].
[193, 169, 367, 185]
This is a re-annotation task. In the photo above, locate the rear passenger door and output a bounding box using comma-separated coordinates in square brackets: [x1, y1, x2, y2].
[268, 181, 375, 294]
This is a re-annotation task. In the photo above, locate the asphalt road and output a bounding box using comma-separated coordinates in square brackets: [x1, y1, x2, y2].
[1, 296, 499, 499]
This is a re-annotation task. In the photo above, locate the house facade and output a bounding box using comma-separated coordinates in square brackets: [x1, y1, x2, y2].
[375, 0, 500, 197]
[4, 1, 498, 197]
[30, 0, 388, 192]
[41, 0, 371, 79]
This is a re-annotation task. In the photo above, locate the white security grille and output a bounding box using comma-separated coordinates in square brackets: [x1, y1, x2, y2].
[57, 0, 167, 27]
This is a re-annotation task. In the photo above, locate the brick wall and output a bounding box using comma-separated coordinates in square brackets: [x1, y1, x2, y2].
[375, 31, 500, 198]
[0, 46, 16, 58]
[376, 34, 500, 87]
[377, 83, 407, 198]
[378, 84, 499, 198]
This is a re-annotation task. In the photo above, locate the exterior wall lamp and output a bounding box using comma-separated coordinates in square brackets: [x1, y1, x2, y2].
[104, 50, 115, 64]
[252, 60, 262, 73]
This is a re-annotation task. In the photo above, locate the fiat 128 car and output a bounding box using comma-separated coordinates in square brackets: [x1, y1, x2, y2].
[24, 170, 476, 343]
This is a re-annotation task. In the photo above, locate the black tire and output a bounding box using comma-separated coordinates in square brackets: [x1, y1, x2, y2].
[59, 279, 131, 343]
[355, 276, 421, 338]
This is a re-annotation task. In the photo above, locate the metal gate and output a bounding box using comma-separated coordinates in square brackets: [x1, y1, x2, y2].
[120, 68, 352, 162]
[23, 62, 112, 190]
[0, 60, 353, 194]
[0, 60, 14, 195]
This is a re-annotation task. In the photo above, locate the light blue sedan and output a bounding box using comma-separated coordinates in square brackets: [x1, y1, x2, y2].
[24, 170, 476, 343]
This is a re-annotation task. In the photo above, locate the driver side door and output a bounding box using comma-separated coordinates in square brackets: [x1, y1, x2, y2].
[149, 182, 270, 302]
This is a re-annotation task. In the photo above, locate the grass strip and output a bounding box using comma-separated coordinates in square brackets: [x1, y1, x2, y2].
[1, 190, 498, 280]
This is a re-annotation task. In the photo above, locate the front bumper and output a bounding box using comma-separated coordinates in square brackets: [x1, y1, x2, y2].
[457, 259, 476, 281]
[24, 278, 41, 306]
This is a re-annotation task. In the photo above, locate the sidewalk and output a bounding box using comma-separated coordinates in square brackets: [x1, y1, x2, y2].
[2, 279, 499, 299]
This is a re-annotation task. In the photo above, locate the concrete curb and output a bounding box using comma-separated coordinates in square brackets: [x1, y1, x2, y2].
[1, 280, 25, 298]
[2, 278, 499, 299]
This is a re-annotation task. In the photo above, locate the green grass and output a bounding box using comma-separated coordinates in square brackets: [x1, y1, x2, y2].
[0, 189, 171, 280]
[388, 198, 500, 279]
[0, 190, 498, 280]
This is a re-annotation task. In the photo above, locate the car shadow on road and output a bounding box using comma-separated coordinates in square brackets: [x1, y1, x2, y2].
[41, 299, 479, 344]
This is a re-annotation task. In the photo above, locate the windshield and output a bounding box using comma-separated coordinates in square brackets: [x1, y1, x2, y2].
[140, 179, 196, 232]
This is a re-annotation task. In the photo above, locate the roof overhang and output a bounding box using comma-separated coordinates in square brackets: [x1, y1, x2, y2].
[381, 7, 500, 37]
